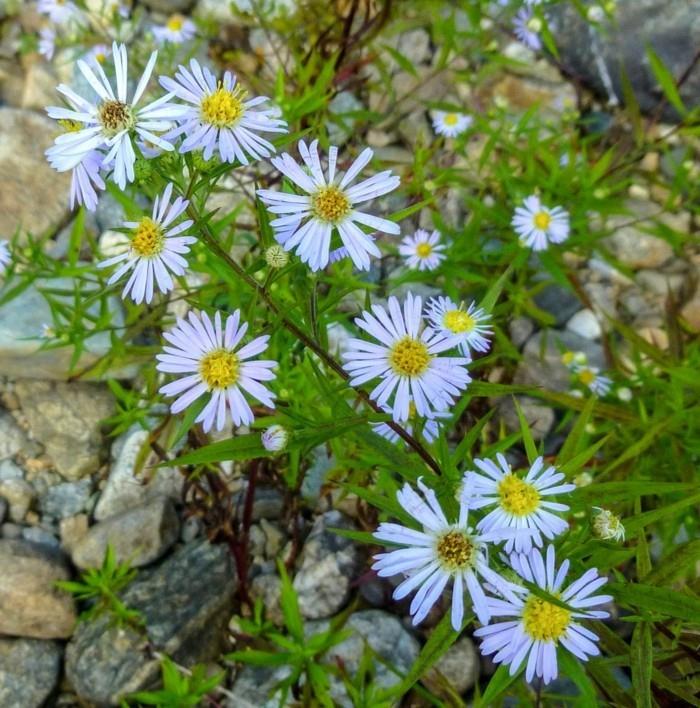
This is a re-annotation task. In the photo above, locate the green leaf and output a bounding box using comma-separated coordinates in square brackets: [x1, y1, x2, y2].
[559, 651, 598, 704]
[643, 539, 700, 585]
[646, 45, 686, 115]
[611, 582, 700, 621]
[476, 663, 522, 706]
[165, 434, 266, 466]
[481, 260, 516, 312]
[630, 622, 652, 708]
[558, 395, 596, 465]
[513, 396, 538, 462]
[277, 560, 304, 644]
[624, 492, 700, 534]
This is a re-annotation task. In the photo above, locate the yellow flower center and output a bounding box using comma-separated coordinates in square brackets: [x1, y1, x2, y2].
[522, 595, 571, 641]
[416, 242, 433, 258]
[200, 84, 247, 128]
[199, 349, 240, 389]
[167, 14, 185, 30]
[533, 211, 551, 230]
[58, 118, 83, 133]
[561, 351, 575, 366]
[389, 337, 430, 377]
[443, 309, 475, 334]
[436, 530, 475, 571]
[498, 474, 540, 516]
[311, 185, 351, 224]
[131, 217, 165, 257]
[578, 369, 595, 386]
[95, 52, 106, 63]
[443, 113, 459, 126]
[527, 17, 543, 33]
[98, 100, 134, 137]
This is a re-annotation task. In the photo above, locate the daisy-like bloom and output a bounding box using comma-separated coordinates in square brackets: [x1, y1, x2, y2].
[372, 479, 523, 630]
[371, 403, 449, 445]
[97, 183, 195, 304]
[573, 364, 612, 397]
[592, 508, 625, 542]
[0, 241, 10, 274]
[157, 310, 277, 433]
[474, 546, 611, 684]
[153, 14, 196, 44]
[425, 296, 492, 358]
[45, 42, 182, 190]
[463, 454, 575, 554]
[511, 195, 570, 251]
[159, 59, 286, 165]
[83, 44, 112, 67]
[261, 424, 288, 452]
[69, 150, 105, 211]
[257, 139, 400, 271]
[342, 292, 471, 423]
[431, 111, 473, 138]
[399, 229, 446, 271]
[38, 0, 80, 24]
[513, 9, 543, 51]
[38, 28, 55, 61]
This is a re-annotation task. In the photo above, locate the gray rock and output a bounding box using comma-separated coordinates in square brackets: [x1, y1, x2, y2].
[65, 540, 237, 706]
[228, 664, 293, 708]
[293, 511, 363, 620]
[0, 108, 70, 239]
[232, 485, 284, 522]
[327, 91, 364, 144]
[1, 523, 23, 540]
[0, 475, 34, 522]
[14, 379, 113, 481]
[0, 497, 6, 524]
[21, 526, 60, 550]
[533, 283, 581, 326]
[40, 479, 92, 519]
[71, 497, 180, 570]
[0, 459, 24, 481]
[0, 539, 76, 639]
[0, 638, 63, 708]
[498, 396, 555, 442]
[0, 412, 29, 460]
[94, 427, 183, 521]
[509, 316, 535, 349]
[425, 636, 479, 695]
[565, 309, 602, 340]
[548, 1, 700, 121]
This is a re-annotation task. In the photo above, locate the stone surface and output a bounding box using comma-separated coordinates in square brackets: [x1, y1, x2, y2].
[0, 411, 29, 460]
[228, 664, 293, 708]
[39, 479, 92, 520]
[566, 308, 602, 340]
[94, 427, 183, 521]
[14, 379, 113, 481]
[0, 108, 70, 238]
[425, 636, 479, 695]
[0, 477, 34, 522]
[533, 282, 581, 326]
[0, 539, 76, 639]
[66, 540, 237, 706]
[498, 396, 555, 442]
[293, 511, 363, 620]
[548, 0, 700, 121]
[71, 496, 180, 569]
[0, 638, 63, 708]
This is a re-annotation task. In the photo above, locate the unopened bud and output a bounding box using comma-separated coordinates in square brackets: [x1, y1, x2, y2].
[592, 507, 625, 542]
[261, 424, 288, 452]
[265, 245, 289, 269]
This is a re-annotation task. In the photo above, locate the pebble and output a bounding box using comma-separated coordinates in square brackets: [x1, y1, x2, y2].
[59, 514, 89, 553]
[0, 412, 29, 460]
[425, 636, 480, 695]
[0, 477, 35, 523]
[0, 638, 63, 708]
[39, 479, 92, 520]
[566, 308, 602, 340]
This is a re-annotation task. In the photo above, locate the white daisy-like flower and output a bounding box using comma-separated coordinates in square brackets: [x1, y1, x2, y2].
[342, 293, 471, 423]
[425, 296, 492, 358]
[153, 14, 196, 44]
[69, 150, 105, 211]
[0, 241, 10, 274]
[159, 59, 286, 165]
[511, 195, 570, 251]
[261, 424, 288, 452]
[463, 454, 575, 554]
[45, 42, 182, 190]
[573, 364, 612, 397]
[513, 9, 542, 51]
[474, 546, 611, 685]
[38, 28, 55, 61]
[257, 139, 400, 272]
[97, 182, 195, 304]
[592, 508, 625, 542]
[157, 310, 277, 433]
[399, 229, 446, 271]
[371, 403, 448, 445]
[83, 44, 112, 67]
[372, 479, 523, 630]
[38, 0, 81, 24]
[431, 110, 473, 138]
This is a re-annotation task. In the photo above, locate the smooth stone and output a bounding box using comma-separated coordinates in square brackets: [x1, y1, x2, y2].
[425, 636, 480, 695]
[533, 283, 581, 326]
[498, 396, 555, 442]
[21, 526, 60, 550]
[0, 477, 34, 522]
[0, 638, 63, 708]
[39, 479, 92, 519]
[0, 539, 76, 639]
[508, 316, 535, 349]
[227, 664, 293, 708]
[565, 308, 602, 340]
[0, 412, 29, 460]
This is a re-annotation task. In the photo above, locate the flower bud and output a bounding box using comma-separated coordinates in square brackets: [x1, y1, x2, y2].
[592, 507, 625, 542]
[261, 424, 288, 452]
[265, 245, 289, 269]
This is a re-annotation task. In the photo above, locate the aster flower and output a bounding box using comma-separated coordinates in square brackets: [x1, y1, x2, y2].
[425, 296, 492, 358]
[257, 139, 400, 272]
[0, 241, 10, 274]
[69, 150, 106, 211]
[38, 0, 81, 24]
[513, 9, 542, 51]
[38, 28, 55, 61]
[573, 364, 612, 397]
[261, 424, 288, 452]
[153, 14, 196, 44]
[474, 546, 611, 684]
[45, 42, 182, 190]
[83, 44, 112, 67]
[371, 403, 448, 445]
[431, 110, 473, 138]
[342, 293, 471, 423]
[159, 59, 286, 165]
[511, 195, 570, 251]
[97, 183, 195, 304]
[372, 479, 523, 630]
[157, 310, 277, 432]
[592, 508, 625, 542]
[399, 229, 446, 271]
[463, 454, 575, 554]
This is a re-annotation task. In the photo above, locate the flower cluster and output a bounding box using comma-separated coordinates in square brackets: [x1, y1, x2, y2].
[561, 351, 612, 397]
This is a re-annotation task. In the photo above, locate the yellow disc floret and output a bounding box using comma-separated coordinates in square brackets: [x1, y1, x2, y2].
[443, 113, 459, 126]
[436, 530, 475, 571]
[443, 309, 475, 334]
[389, 337, 430, 377]
[416, 242, 433, 258]
[199, 349, 240, 389]
[533, 211, 552, 230]
[167, 14, 185, 30]
[498, 474, 540, 516]
[200, 84, 247, 128]
[311, 185, 351, 224]
[131, 217, 165, 257]
[578, 369, 596, 386]
[522, 595, 571, 641]
[58, 118, 83, 133]
[98, 100, 134, 137]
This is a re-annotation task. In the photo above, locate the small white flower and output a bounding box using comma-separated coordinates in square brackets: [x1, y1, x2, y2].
[159, 59, 287, 165]
[574, 471, 593, 488]
[45, 42, 182, 190]
[69, 150, 105, 211]
[431, 110, 473, 138]
[561, 350, 588, 368]
[513, 9, 542, 51]
[475, 546, 611, 685]
[371, 403, 448, 445]
[512, 195, 570, 251]
[425, 296, 492, 358]
[258, 139, 400, 272]
[83, 44, 112, 67]
[97, 183, 195, 304]
[399, 229, 446, 271]
[261, 424, 288, 452]
[38, 0, 81, 24]
[587, 6, 606, 22]
[38, 28, 55, 61]
[373, 479, 523, 630]
[41, 323, 56, 339]
[341, 293, 471, 423]
[463, 454, 575, 554]
[157, 309, 277, 432]
[592, 508, 625, 542]
[573, 364, 612, 396]
[153, 14, 196, 44]
[616, 386, 632, 402]
[0, 241, 10, 274]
